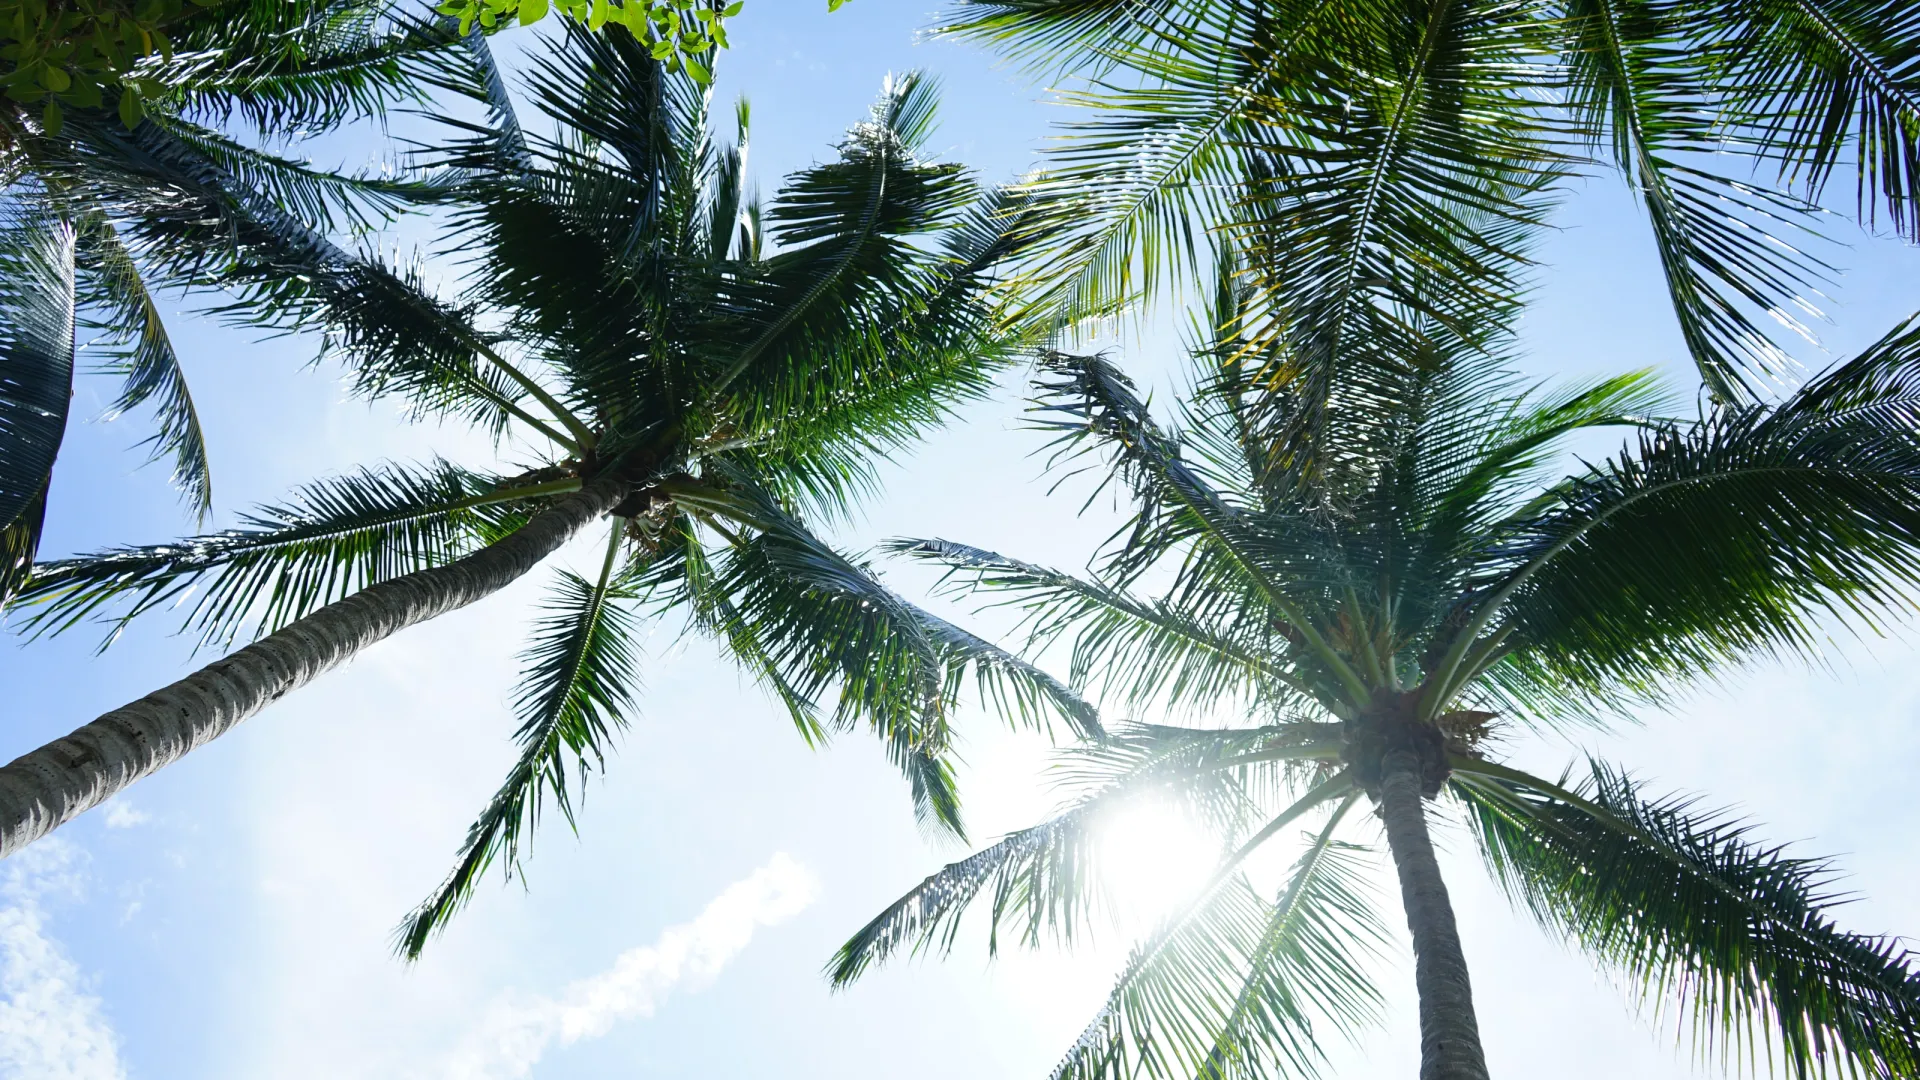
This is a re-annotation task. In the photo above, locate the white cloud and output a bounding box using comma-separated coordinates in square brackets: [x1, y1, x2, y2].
[437, 854, 818, 1080]
[0, 841, 126, 1080]
[99, 802, 146, 831]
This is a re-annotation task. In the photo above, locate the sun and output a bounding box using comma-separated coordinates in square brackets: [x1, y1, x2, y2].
[1094, 799, 1223, 930]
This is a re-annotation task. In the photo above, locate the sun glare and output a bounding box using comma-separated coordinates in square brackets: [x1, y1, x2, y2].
[1095, 800, 1223, 930]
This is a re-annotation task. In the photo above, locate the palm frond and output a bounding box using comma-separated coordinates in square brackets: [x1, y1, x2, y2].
[1564, 0, 1836, 401]
[828, 724, 1325, 985]
[1054, 793, 1382, 1080]
[75, 213, 212, 517]
[671, 474, 1098, 834]
[1225, 0, 1566, 478]
[15, 462, 564, 649]
[1695, 0, 1920, 241]
[937, 0, 1222, 77]
[710, 71, 975, 402]
[1194, 799, 1384, 1080]
[742, 185, 1047, 522]
[1464, 317, 1920, 717]
[1458, 758, 1920, 1078]
[40, 112, 558, 441]
[1411, 369, 1674, 572]
[397, 526, 641, 958]
[136, 114, 423, 234]
[0, 206, 76, 605]
[991, 0, 1370, 322]
[892, 537, 1315, 718]
[157, 2, 456, 133]
[671, 513, 832, 747]
[1032, 351, 1368, 701]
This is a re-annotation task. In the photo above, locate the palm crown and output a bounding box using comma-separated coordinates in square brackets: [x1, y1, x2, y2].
[1, 0, 458, 596]
[14, 26, 1101, 954]
[829, 253, 1920, 1078]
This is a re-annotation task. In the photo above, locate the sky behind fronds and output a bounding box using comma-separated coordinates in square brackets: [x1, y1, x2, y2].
[0, 4, 1917, 1079]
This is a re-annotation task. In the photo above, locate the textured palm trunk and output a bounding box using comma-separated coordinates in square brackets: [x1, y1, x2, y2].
[1379, 747, 1491, 1080]
[0, 474, 629, 859]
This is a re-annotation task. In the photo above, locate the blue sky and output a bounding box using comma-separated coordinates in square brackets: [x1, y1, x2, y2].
[3, 3, 1920, 1079]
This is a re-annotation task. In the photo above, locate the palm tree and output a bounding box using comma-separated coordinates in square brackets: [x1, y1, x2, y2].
[1, 1, 460, 600]
[0, 24, 1102, 954]
[829, 265, 1920, 1079]
[938, 0, 1919, 405]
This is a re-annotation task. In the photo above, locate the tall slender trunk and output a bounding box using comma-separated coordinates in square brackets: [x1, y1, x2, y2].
[0, 474, 629, 859]
[1378, 747, 1490, 1080]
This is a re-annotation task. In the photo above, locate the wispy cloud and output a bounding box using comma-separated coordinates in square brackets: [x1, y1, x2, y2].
[99, 802, 147, 831]
[0, 841, 125, 1080]
[438, 853, 818, 1080]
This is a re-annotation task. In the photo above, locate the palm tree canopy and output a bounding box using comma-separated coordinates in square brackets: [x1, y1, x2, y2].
[829, 248, 1920, 1078]
[13, 24, 1102, 957]
[938, 0, 1919, 405]
[1, 0, 458, 600]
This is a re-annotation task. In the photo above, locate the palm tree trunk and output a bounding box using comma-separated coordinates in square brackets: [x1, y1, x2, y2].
[0, 473, 629, 859]
[1379, 747, 1491, 1080]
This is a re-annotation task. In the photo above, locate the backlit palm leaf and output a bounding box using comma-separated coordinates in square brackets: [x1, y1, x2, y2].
[1467, 316, 1920, 716]
[672, 474, 1100, 835]
[1053, 793, 1381, 1080]
[892, 538, 1307, 719]
[829, 726, 1345, 983]
[1458, 759, 1920, 1078]
[1695, 0, 1920, 241]
[1563, 0, 1835, 402]
[16, 461, 562, 649]
[398, 525, 642, 958]
[76, 214, 212, 517]
[0, 208, 76, 604]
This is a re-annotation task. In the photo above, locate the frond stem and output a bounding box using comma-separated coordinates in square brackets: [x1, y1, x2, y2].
[469, 340, 596, 449]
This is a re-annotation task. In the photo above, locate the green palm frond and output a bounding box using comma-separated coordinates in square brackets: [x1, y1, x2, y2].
[398, 524, 641, 958]
[938, 0, 1223, 76]
[1693, 0, 1920, 241]
[1411, 369, 1673, 571]
[711, 71, 977, 412]
[16, 462, 567, 649]
[830, 799, 1106, 983]
[139, 114, 424, 233]
[1227, 0, 1564, 452]
[419, 25, 722, 437]
[988, 0, 1367, 322]
[724, 476, 1097, 736]
[410, 19, 532, 177]
[521, 19, 713, 212]
[0, 207, 76, 605]
[1194, 799, 1384, 1080]
[1564, 0, 1836, 402]
[158, 3, 455, 134]
[75, 213, 212, 518]
[892, 538, 1311, 718]
[668, 474, 1098, 836]
[1033, 351, 1368, 701]
[672, 513, 833, 747]
[32, 112, 568, 444]
[709, 100, 750, 263]
[1458, 759, 1920, 1078]
[1461, 324, 1920, 717]
[747, 186, 1052, 521]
